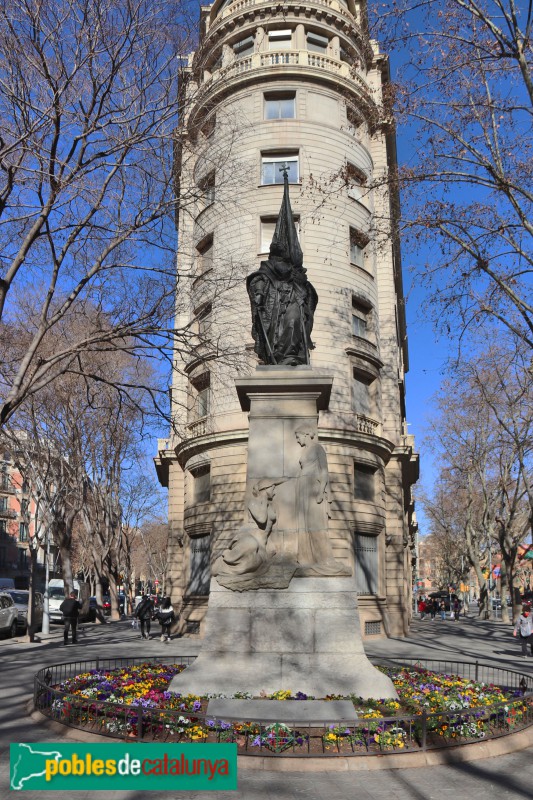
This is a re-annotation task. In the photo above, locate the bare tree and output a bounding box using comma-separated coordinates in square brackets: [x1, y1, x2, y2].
[3, 394, 86, 596]
[0, 0, 250, 430]
[424, 335, 533, 619]
[373, 0, 533, 348]
[129, 519, 169, 596]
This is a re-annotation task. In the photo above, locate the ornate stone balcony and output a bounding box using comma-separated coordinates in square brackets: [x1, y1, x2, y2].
[186, 417, 209, 439]
[203, 49, 370, 95]
[354, 414, 380, 436]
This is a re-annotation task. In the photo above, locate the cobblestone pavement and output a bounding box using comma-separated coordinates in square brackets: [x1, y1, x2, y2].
[0, 609, 532, 800]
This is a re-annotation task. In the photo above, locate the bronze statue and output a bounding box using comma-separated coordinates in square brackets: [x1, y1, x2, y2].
[247, 169, 318, 366]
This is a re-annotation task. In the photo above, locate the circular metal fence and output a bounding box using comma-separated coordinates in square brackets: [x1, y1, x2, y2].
[34, 656, 533, 758]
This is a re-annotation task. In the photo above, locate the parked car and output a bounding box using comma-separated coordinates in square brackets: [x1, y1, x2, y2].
[101, 594, 126, 616]
[6, 589, 44, 633]
[0, 591, 19, 638]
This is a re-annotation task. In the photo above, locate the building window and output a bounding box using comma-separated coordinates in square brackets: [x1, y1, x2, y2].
[19, 522, 29, 542]
[0, 520, 6, 536]
[350, 241, 365, 269]
[354, 463, 376, 502]
[264, 92, 296, 120]
[196, 302, 212, 337]
[0, 496, 7, 512]
[196, 234, 213, 274]
[233, 35, 254, 58]
[350, 228, 369, 269]
[191, 372, 210, 418]
[352, 369, 374, 417]
[20, 498, 29, 516]
[199, 172, 215, 207]
[346, 163, 368, 203]
[197, 386, 209, 418]
[354, 533, 378, 595]
[192, 465, 211, 505]
[352, 297, 371, 339]
[260, 216, 299, 253]
[189, 371, 210, 422]
[261, 153, 299, 185]
[201, 115, 216, 139]
[268, 29, 292, 50]
[347, 105, 363, 132]
[340, 47, 352, 64]
[307, 31, 328, 53]
[188, 535, 211, 595]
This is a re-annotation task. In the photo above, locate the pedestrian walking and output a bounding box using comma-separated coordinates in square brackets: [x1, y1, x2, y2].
[418, 597, 426, 619]
[156, 597, 176, 642]
[430, 598, 439, 620]
[134, 593, 154, 640]
[59, 590, 82, 645]
[453, 598, 461, 621]
[439, 601, 446, 621]
[513, 604, 533, 659]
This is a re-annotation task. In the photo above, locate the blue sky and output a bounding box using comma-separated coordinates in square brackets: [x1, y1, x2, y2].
[403, 277, 450, 535]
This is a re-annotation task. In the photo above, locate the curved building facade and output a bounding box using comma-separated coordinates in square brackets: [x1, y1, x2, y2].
[155, 0, 419, 638]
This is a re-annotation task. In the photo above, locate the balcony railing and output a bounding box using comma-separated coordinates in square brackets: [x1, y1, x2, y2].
[211, 0, 360, 33]
[203, 50, 370, 96]
[0, 507, 17, 519]
[186, 418, 209, 439]
[0, 482, 16, 494]
[354, 414, 380, 436]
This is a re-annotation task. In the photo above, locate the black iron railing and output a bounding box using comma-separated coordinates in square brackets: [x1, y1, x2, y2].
[34, 657, 533, 757]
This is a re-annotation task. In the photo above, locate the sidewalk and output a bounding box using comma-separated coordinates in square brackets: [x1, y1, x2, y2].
[0, 613, 532, 799]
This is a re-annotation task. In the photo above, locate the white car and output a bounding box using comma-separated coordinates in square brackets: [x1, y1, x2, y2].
[0, 591, 19, 638]
[7, 589, 44, 633]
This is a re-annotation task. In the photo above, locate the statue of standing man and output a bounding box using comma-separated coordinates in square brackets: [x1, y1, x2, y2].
[247, 167, 318, 366]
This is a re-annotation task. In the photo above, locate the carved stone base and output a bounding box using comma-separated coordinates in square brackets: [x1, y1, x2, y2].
[213, 555, 297, 591]
[168, 577, 397, 700]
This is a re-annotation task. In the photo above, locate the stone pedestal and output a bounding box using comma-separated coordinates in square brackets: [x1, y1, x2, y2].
[169, 368, 397, 701]
[169, 576, 396, 698]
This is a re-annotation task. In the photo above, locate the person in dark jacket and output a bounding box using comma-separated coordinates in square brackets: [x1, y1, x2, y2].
[134, 594, 154, 640]
[59, 591, 82, 645]
[157, 597, 176, 642]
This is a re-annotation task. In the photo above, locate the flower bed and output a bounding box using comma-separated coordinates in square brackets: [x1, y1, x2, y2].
[36, 661, 533, 756]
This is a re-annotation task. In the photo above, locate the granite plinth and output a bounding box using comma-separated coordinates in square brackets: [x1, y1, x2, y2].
[168, 577, 397, 699]
[206, 699, 358, 725]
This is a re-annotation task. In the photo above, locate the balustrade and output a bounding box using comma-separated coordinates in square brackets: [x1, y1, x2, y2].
[203, 50, 368, 92]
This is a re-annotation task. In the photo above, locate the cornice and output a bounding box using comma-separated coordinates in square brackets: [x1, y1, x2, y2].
[176, 428, 250, 469]
[174, 422, 395, 468]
